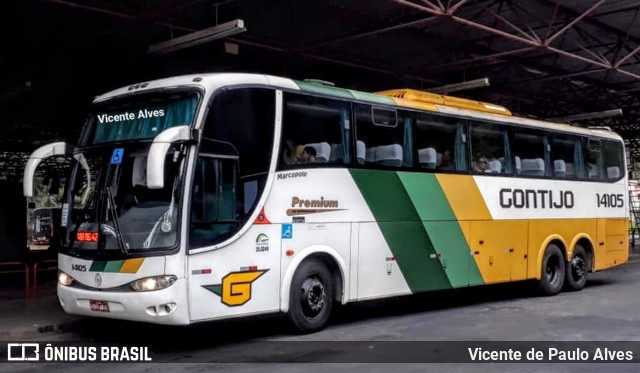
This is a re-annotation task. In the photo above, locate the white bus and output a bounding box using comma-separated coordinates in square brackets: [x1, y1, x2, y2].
[23, 73, 629, 333]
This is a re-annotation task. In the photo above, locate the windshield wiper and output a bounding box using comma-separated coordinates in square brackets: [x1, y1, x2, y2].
[105, 185, 129, 254]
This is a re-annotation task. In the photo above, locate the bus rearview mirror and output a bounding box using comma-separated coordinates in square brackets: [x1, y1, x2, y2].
[23, 142, 73, 197]
[147, 126, 198, 189]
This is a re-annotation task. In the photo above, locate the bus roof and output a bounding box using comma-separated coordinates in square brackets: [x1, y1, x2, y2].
[93, 73, 623, 142]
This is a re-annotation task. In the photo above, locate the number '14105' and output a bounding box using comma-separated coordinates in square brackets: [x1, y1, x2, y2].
[596, 193, 624, 208]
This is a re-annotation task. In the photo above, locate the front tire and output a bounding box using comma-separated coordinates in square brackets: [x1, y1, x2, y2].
[564, 244, 589, 291]
[287, 258, 334, 334]
[537, 244, 565, 295]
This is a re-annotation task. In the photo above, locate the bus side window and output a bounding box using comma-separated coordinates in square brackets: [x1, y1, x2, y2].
[415, 112, 467, 172]
[602, 140, 624, 180]
[279, 93, 351, 169]
[189, 156, 238, 248]
[355, 104, 411, 168]
[586, 139, 604, 180]
[551, 134, 583, 178]
[469, 121, 510, 174]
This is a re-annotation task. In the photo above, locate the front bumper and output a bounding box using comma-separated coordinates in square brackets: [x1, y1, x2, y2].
[57, 278, 190, 325]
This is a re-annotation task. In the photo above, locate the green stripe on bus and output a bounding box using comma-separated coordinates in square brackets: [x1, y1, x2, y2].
[350, 169, 451, 292]
[348, 90, 397, 105]
[397, 173, 484, 287]
[294, 80, 355, 99]
[422, 221, 483, 287]
[103, 260, 125, 272]
[89, 261, 106, 272]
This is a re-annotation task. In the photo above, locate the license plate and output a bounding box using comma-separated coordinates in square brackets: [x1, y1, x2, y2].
[89, 300, 110, 312]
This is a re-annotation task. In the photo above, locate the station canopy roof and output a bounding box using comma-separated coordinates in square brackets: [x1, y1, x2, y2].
[4, 0, 640, 178]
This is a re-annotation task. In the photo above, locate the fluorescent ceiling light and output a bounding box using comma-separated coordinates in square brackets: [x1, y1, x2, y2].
[148, 19, 246, 55]
[429, 78, 490, 94]
[548, 108, 623, 122]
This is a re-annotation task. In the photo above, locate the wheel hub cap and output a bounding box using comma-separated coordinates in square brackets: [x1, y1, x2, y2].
[302, 277, 325, 313]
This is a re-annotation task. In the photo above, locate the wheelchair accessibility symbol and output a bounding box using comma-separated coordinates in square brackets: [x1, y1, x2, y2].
[281, 224, 292, 239]
[110, 148, 124, 165]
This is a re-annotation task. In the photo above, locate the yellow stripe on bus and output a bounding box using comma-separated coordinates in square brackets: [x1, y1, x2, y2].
[435, 175, 491, 221]
[120, 258, 144, 273]
[387, 97, 439, 112]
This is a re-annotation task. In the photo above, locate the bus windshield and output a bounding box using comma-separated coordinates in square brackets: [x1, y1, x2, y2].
[60, 89, 201, 255]
[62, 142, 185, 254]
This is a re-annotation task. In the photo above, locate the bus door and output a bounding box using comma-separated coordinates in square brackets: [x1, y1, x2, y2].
[186, 154, 281, 321]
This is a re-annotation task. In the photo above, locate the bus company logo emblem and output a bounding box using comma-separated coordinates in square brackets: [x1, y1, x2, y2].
[95, 273, 102, 287]
[286, 196, 345, 216]
[202, 269, 269, 307]
[256, 234, 269, 252]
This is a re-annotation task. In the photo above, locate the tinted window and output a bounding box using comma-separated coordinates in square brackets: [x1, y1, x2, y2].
[469, 121, 510, 174]
[603, 140, 624, 180]
[83, 91, 200, 145]
[279, 93, 350, 168]
[551, 134, 586, 178]
[512, 130, 549, 177]
[356, 104, 411, 168]
[586, 139, 604, 180]
[204, 88, 275, 178]
[415, 112, 467, 172]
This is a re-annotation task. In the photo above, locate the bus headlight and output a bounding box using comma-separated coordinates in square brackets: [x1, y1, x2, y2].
[58, 271, 74, 286]
[131, 275, 177, 292]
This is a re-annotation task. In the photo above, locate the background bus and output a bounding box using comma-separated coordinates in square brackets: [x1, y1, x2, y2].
[23, 73, 628, 333]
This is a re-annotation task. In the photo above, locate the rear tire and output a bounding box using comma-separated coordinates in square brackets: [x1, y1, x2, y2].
[287, 258, 334, 334]
[564, 244, 588, 291]
[537, 244, 565, 296]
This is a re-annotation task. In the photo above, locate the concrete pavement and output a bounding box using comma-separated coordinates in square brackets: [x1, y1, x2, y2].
[1, 252, 639, 343]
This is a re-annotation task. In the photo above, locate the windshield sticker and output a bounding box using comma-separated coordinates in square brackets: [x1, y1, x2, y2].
[61, 203, 69, 226]
[253, 208, 271, 224]
[282, 224, 292, 239]
[110, 148, 124, 165]
[202, 269, 269, 307]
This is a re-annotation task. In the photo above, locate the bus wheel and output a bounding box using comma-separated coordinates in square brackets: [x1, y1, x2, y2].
[537, 244, 565, 296]
[564, 244, 588, 291]
[287, 258, 333, 334]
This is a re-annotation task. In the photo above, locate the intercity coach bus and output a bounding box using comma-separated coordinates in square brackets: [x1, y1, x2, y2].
[23, 73, 629, 333]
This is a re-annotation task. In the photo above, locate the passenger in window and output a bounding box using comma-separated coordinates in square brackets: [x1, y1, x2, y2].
[300, 146, 317, 163]
[473, 156, 489, 172]
[283, 144, 304, 165]
[437, 150, 455, 171]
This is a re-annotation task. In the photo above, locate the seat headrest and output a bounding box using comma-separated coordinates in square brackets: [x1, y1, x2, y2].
[554, 159, 566, 173]
[329, 143, 343, 161]
[375, 144, 403, 161]
[305, 142, 331, 162]
[132, 156, 147, 187]
[607, 166, 620, 179]
[356, 141, 366, 163]
[487, 159, 502, 173]
[418, 147, 437, 164]
[521, 158, 545, 175]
